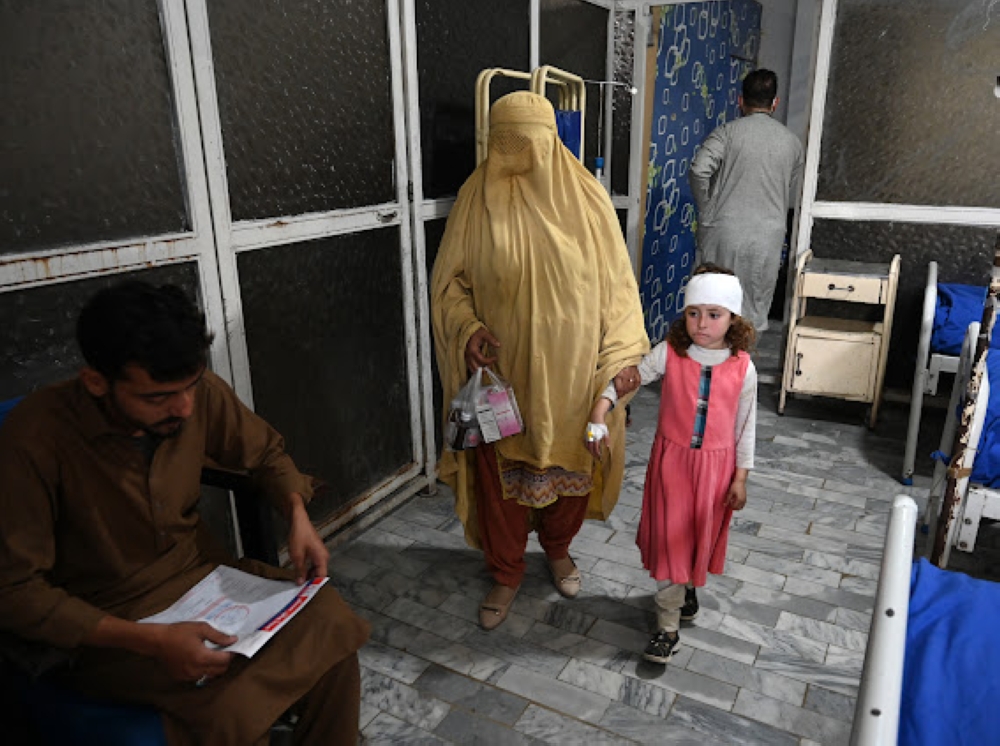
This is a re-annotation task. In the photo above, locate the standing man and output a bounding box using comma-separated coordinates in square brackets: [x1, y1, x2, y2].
[0, 281, 369, 745]
[688, 69, 804, 332]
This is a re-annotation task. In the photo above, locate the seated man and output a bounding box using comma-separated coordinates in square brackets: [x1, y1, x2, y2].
[0, 281, 370, 745]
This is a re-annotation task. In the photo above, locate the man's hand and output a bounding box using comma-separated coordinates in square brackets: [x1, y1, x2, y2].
[287, 493, 329, 584]
[84, 613, 236, 684]
[465, 327, 500, 372]
[150, 621, 236, 683]
[613, 366, 641, 398]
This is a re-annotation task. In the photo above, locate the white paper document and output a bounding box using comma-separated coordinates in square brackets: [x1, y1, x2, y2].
[139, 566, 328, 658]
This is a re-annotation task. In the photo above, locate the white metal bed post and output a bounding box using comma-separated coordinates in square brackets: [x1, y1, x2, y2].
[186, 0, 433, 540]
[850, 495, 917, 746]
[902, 261, 939, 485]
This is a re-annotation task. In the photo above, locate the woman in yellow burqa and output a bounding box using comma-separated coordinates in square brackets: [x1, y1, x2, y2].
[431, 91, 649, 630]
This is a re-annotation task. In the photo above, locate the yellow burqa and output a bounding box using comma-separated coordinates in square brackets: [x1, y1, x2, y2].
[431, 91, 649, 548]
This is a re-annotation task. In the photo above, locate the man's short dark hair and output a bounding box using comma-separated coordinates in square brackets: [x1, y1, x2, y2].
[77, 281, 213, 382]
[742, 69, 778, 109]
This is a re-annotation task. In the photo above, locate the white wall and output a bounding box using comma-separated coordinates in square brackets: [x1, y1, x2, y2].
[756, 0, 799, 125]
[784, 0, 820, 143]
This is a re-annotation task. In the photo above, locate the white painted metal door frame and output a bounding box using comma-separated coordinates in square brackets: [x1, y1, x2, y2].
[186, 0, 433, 537]
[0, 0, 232, 384]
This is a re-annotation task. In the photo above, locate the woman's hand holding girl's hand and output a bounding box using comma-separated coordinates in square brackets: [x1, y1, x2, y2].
[465, 327, 500, 372]
[613, 365, 641, 398]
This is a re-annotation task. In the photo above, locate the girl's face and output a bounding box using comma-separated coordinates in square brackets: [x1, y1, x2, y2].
[684, 304, 733, 349]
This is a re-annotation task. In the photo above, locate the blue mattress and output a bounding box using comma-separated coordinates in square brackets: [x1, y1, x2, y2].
[932, 283, 1000, 486]
[901, 559, 1000, 745]
[555, 110, 582, 159]
[931, 283, 1000, 356]
[970, 352, 1000, 487]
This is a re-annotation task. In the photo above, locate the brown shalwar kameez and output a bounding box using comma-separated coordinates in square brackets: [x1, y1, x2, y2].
[0, 372, 370, 745]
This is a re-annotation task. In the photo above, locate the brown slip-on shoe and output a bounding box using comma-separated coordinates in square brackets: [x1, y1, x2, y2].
[549, 556, 581, 598]
[479, 583, 520, 630]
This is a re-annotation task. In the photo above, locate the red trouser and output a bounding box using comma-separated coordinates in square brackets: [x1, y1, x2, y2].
[475, 443, 589, 587]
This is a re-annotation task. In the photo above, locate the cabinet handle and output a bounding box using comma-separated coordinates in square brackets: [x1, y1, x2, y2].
[795, 353, 803, 376]
[827, 283, 855, 292]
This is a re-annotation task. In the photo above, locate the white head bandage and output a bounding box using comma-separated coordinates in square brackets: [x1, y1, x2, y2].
[683, 273, 743, 316]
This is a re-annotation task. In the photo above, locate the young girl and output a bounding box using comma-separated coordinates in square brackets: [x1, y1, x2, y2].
[585, 264, 757, 663]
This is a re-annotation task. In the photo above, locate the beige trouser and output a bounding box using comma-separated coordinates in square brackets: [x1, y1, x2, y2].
[654, 581, 689, 633]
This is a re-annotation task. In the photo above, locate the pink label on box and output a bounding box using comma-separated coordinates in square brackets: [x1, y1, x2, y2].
[487, 389, 522, 438]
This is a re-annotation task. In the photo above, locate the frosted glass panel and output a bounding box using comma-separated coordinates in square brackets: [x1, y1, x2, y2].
[818, 0, 1000, 207]
[416, 0, 530, 198]
[208, 0, 396, 219]
[238, 229, 412, 518]
[0, 264, 199, 399]
[2, 1, 188, 253]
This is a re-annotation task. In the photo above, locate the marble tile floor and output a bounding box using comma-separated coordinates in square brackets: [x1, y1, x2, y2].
[330, 341, 941, 745]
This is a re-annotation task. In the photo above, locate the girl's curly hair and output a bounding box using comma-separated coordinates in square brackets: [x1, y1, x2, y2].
[666, 263, 757, 357]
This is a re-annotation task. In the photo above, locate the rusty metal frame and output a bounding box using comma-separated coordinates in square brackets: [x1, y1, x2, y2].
[931, 235, 1000, 567]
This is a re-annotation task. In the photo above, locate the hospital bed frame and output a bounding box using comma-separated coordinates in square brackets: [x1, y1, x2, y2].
[902, 262, 961, 485]
[475, 65, 586, 166]
[855, 489, 1000, 745]
[923, 321, 1000, 564]
[850, 495, 917, 746]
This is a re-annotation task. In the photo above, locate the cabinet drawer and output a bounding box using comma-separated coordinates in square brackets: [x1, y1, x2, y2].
[801, 272, 884, 303]
[788, 334, 877, 401]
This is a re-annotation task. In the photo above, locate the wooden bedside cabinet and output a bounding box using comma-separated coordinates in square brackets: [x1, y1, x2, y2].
[779, 250, 901, 427]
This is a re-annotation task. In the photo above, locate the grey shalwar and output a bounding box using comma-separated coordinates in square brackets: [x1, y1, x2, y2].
[688, 112, 803, 331]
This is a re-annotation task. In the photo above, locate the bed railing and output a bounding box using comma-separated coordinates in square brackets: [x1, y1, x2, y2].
[850, 495, 917, 746]
[921, 321, 979, 557]
[902, 262, 939, 484]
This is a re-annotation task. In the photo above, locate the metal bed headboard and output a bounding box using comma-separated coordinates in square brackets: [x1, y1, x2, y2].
[475, 65, 586, 166]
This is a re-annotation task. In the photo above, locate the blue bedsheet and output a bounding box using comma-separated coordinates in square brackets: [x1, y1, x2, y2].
[971, 352, 1000, 487]
[931, 283, 1000, 356]
[901, 559, 1000, 745]
[932, 283, 1000, 486]
[555, 110, 582, 159]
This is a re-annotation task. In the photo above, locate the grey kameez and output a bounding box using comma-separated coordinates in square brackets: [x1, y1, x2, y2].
[689, 112, 804, 331]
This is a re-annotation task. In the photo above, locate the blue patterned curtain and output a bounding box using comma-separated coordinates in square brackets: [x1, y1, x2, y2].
[639, 1, 760, 344]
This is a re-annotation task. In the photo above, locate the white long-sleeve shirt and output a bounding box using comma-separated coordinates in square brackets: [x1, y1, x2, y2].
[603, 342, 756, 469]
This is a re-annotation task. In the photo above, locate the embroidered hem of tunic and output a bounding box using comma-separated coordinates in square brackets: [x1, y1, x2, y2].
[496, 452, 592, 508]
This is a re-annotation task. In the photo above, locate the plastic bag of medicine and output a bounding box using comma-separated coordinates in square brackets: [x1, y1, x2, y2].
[476, 368, 524, 444]
[445, 369, 484, 451]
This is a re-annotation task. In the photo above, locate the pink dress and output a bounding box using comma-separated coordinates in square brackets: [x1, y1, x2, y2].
[636, 347, 750, 585]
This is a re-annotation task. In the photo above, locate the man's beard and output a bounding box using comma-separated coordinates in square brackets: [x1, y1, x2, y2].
[145, 418, 185, 438]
